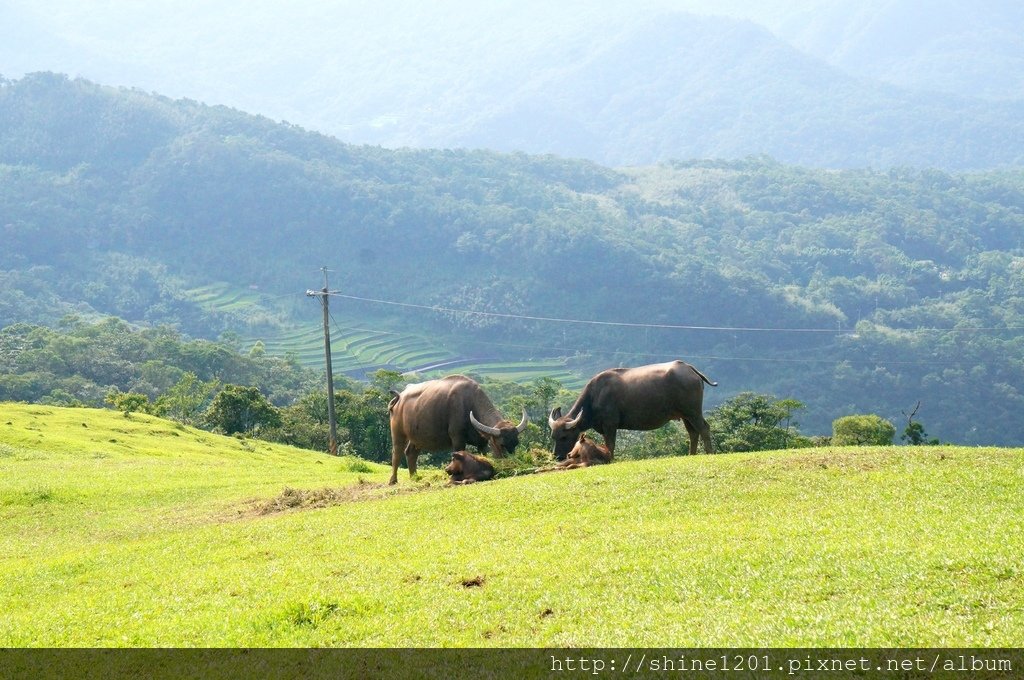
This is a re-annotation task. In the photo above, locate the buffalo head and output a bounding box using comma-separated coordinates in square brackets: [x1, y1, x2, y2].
[548, 406, 585, 460]
[469, 407, 528, 457]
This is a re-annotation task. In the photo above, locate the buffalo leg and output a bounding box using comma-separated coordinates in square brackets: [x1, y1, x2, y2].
[603, 429, 617, 456]
[404, 442, 420, 479]
[699, 417, 713, 454]
[682, 419, 700, 455]
[389, 434, 406, 485]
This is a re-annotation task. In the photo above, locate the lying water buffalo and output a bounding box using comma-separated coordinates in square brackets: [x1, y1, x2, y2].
[445, 451, 496, 484]
[388, 375, 527, 484]
[548, 360, 716, 459]
[561, 433, 613, 469]
[536, 434, 612, 473]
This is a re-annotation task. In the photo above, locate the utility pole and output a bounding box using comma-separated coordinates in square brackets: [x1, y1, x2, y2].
[306, 268, 339, 455]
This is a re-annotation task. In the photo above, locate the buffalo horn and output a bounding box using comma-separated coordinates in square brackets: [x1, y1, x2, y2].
[548, 407, 560, 429]
[565, 410, 584, 430]
[469, 410, 501, 436]
[516, 407, 529, 433]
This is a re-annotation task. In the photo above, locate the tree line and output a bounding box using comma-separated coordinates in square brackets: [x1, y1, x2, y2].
[3, 317, 936, 465]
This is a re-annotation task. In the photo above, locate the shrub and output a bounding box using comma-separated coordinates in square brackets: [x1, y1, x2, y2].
[708, 392, 808, 453]
[832, 414, 896, 446]
[104, 389, 151, 416]
[204, 384, 281, 435]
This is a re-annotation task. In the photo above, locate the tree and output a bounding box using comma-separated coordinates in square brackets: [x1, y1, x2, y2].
[901, 401, 940, 445]
[248, 340, 266, 358]
[104, 389, 151, 416]
[532, 376, 561, 432]
[204, 384, 281, 435]
[832, 414, 896, 446]
[325, 387, 393, 461]
[707, 392, 809, 453]
[153, 372, 220, 425]
[264, 390, 332, 451]
[902, 421, 938, 445]
[369, 369, 405, 394]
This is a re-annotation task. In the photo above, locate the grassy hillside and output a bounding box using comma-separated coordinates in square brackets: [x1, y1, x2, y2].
[2, 403, 1021, 646]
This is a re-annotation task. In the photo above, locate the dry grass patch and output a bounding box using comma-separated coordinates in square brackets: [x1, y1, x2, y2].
[250, 476, 447, 516]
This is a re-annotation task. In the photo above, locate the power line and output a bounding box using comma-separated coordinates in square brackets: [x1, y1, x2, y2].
[328, 292, 846, 332]
[293, 283, 1019, 375]
[327, 291, 1024, 335]
[322, 312, 976, 369]
[448, 337, 969, 367]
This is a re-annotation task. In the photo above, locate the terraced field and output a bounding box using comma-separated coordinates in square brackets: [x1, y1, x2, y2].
[185, 282, 581, 384]
[243, 322, 459, 377]
[420, 359, 583, 387]
[187, 282, 270, 312]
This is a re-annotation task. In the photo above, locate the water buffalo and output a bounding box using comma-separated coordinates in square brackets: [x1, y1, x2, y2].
[445, 451, 496, 484]
[561, 433, 613, 469]
[548, 360, 716, 459]
[388, 375, 527, 484]
[536, 434, 612, 473]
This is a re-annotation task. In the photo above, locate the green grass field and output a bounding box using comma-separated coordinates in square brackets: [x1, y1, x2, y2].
[2, 402, 1022, 647]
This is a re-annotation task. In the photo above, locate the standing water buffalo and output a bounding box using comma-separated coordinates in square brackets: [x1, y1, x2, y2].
[388, 375, 528, 484]
[548, 360, 716, 459]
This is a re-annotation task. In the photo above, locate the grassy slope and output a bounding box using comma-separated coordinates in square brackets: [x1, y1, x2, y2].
[1, 403, 1022, 647]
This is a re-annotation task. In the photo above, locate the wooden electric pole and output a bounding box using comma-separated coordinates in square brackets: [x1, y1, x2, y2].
[306, 268, 339, 455]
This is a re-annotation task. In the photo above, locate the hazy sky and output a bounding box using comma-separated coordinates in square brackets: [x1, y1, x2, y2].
[5, 1, 803, 123]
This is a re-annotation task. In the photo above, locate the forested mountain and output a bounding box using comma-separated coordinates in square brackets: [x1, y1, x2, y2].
[2, 73, 1023, 444]
[450, 12, 1024, 169]
[3, 1, 1023, 169]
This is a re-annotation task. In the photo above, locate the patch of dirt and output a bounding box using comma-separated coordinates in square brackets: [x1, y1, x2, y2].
[461, 575, 486, 588]
[242, 478, 441, 517]
[256, 482, 388, 514]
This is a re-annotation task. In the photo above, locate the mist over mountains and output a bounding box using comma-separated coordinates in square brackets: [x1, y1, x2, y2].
[3, 0, 1023, 169]
[766, 0, 1024, 101]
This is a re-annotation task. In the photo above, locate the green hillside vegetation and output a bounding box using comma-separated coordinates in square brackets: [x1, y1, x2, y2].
[0, 316, 318, 407]
[238, 312, 576, 386]
[1, 74, 1023, 443]
[0, 317, 578, 462]
[1, 403, 1021, 646]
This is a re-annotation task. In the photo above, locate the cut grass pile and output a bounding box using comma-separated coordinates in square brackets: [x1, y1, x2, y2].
[1, 402, 1022, 647]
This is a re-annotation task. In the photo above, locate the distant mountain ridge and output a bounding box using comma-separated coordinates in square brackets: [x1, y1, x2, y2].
[2, 1, 1023, 169]
[449, 12, 1024, 169]
[767, 0, 1024, 101]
